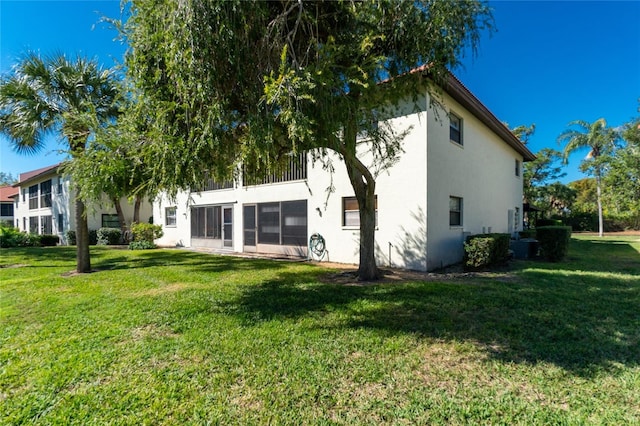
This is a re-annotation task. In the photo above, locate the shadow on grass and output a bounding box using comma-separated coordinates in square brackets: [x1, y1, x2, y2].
[230, 238, 639, 376]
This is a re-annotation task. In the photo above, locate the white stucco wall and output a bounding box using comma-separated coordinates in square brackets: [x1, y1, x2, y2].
[15, 171, 153, 245]
[154, 89, 525, 271]
[425, 92, 524, 270]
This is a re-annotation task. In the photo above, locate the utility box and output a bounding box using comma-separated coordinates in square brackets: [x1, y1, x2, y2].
[511, 238, 539, 259]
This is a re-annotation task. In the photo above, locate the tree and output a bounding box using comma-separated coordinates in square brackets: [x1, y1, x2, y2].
[61, 104, 154, 234]
[522, 147, 565, 205]
[558, 118, 619, 237]
[125, 0, 493, 280]
[0, 53, 120, 272]
[568, 178, 598, 213]
[603, 117, 640, 228]
[0, 172, 17, 186]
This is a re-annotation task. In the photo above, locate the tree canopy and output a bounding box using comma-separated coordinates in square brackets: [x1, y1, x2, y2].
[125, 0, 493, 279]
[0, 53, 120, 272]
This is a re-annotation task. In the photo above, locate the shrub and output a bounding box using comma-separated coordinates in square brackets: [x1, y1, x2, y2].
[519, 229, 536, 239]
[40, 234, 60, 246]
[89, 229, 98, 246]
[129, 240, 157, 250]
[131, 222, 163, 243]
[536, 226, 571, 262]
[97, 227, 122, 245]
[536, 218, 563, 227]
[564, 212, 597, 232]
[25, 233, 43, 247]
[464, 233, 510, 270]
[66, 229, 98, 245]
[0, 226, 28, 248]
[66, 230, 76, 245]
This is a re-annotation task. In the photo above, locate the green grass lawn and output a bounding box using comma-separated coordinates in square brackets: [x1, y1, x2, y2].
[1, 236, 639, 425]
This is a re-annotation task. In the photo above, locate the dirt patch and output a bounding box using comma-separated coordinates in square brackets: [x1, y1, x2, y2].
[316, 262, 519, 286]
[0, 264, 28, 269]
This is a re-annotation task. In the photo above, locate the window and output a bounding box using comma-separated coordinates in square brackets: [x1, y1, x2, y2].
[514, 207, 520, 231]
[515, 159, 520, 177]
[342, 196, 378, 228]
[41, 215, 52, 234]
[22, 188, 26, 202]
[254, 200, 308, 246]
[40, 180, 52, 208]
[449, 112, 462, 145]
[258, 203, 281, 244]
[28, 185, 38, 209]
[57, 179, 63, 195]
[191, 206, 222, 239]
[281, 200, 307, 246]
[0, 203, 13, 217]
[449, 196, 462, 226]
[165, 207, 177, 227]
[102, 214, 120, 228]
[29, 217, 38, 233]
[58, 214, 64, 233]
[23, 217, 26, 232]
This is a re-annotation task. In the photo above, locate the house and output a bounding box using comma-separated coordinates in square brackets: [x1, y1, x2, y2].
[153, 73, 535, 271]
[13, 163, 153, 244]
[0, 185, 19, 225]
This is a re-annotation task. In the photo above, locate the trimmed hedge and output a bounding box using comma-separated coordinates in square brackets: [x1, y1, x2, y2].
[536, 226, 571, 262]
[131, 222, 163, 243]
[65, 229, 98, 246]
[129, 240, 157, 250]
[536, 219, 563, 227]
[519, 229, 536, 239]
[97, 227, 122, 245]
[40, 234, 60, 246]
[464, 233, 510, 270]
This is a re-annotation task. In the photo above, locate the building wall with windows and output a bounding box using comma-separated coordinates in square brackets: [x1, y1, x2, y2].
[13, 164, 153, 244]
[153, 75, 533, 271]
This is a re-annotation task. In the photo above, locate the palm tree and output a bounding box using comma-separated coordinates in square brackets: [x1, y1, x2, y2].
[0, 53, 120, 272]
[558, 118, 618, 237]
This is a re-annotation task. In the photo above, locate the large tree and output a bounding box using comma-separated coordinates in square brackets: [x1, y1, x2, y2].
[61, 104, 154, 234]
[126, 0, 493, 280]
[0, 53, 120, 272]
[558, 118, 618, 237]
[603, 117, 640, 228]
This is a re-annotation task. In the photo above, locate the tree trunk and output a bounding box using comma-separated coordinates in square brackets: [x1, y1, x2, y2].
[133, 195, 142, 224]
[113, 197, 126, 233]
[596, 174, 604, 237]
[75, 196, 91, 273]
[342, 110, 380, 281]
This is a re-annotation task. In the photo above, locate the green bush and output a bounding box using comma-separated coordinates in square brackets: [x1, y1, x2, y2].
[0, 226, 28, 248]
[129, 240, 157, 250]
[519, 229, 536, 239]
[24, 233, 42, 247]
[536, 226, 571, 262]
[40, 234, 60, 246]
[464, 233, 510, 270]
[536, 218, 563, 227]
[65, 229, 98, 245]
[131, 222, 163, 243]
[66, 230, 76, 245]
[97, 227, 122, 245]
[564, 212, 597, 232]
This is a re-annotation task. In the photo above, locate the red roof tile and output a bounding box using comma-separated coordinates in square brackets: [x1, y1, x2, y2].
[18, 163, 61, 185]
[0, 185, 19, 202]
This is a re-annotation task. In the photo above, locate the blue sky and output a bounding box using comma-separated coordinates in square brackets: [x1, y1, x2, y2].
[1, 0, 639, 183]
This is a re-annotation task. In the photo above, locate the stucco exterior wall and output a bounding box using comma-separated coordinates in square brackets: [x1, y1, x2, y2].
[154, 89, 525, 271]
[425, 91, 524, 270]
[14, 170, 153, 245]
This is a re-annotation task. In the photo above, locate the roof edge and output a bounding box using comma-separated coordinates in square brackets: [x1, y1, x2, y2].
[440, 73, 536, 162]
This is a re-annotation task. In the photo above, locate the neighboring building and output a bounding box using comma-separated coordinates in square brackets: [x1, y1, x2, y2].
[0, 185, 19, 225]
[13, 163, 153, 244]
[153, 73, 535, 271]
